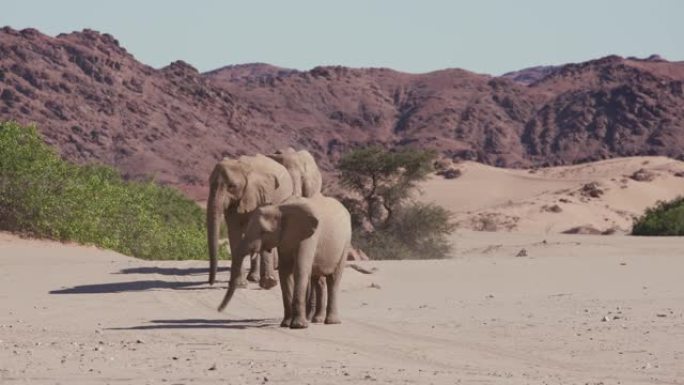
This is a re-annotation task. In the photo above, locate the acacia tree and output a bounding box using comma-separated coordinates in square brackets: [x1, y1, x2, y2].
[338, 146, 436, 229]
[337, 146, 455, 260]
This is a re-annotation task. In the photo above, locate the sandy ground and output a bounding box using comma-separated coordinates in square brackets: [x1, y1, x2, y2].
[2, 156, 684, 384]
[421, 156, 684, 234]
[1, 230, 683, 384]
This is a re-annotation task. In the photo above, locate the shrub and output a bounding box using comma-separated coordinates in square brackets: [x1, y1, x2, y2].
[353, 202, 455, 260]
[0, 121, 222, 260]
[632, 197, 684, 236]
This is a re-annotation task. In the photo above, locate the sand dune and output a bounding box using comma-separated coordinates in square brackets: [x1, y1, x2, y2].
[421, 156, 684, 234]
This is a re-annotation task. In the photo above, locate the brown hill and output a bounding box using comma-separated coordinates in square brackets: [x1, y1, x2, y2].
[1, 27, 683, 199]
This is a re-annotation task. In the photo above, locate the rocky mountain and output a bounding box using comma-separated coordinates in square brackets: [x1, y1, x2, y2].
[1, 27, 683, 199]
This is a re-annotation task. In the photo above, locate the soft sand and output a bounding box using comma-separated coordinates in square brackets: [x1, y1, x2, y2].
[421, 156, 684, 234]
[2, 230, 683, 384]
[2, 156, 684, 384]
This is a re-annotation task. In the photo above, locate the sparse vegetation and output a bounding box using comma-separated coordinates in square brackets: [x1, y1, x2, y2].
[632, 196, 684, 236]
[338, 146, 455, 259]
[0, 121, 222, 260]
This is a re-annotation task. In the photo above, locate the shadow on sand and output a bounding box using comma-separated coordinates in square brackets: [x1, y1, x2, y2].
[108, 318, 277, 331]
[49, 279, 224, 294]
[115, 266, 230, 276]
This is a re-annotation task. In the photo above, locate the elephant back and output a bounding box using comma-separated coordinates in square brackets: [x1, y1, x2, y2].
[267, 148, 323, 198]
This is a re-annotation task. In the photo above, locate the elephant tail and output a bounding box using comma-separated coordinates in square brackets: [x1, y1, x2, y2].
[207, 165, 225, 285]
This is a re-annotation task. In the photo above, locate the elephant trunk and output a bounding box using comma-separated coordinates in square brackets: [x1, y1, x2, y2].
[207, 174, 225, 285]
[217, 277, 237, 312]
[218, 247, 247, 312]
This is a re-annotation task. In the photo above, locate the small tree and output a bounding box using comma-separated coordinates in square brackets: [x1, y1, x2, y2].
[338, 146, 436, 229]
[337, 146, 455, 259]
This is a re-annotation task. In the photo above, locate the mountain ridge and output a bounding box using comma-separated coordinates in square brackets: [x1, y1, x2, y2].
[1, 26, 683, 199]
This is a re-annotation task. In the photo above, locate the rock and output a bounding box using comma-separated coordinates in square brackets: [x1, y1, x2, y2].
[630, 168, 656, 182]
[601, 316, 610, 322]
[541, 204, 562, 213]
[436, 167, 462, 179]
[515, 248, 528, 257]
[369, 283, 381, 289]
[580, 182, 604, 198]
[208, 363, 217, 371]
[562, 225, 603, 235]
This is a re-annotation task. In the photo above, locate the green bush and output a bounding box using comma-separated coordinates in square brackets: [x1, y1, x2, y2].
[353, 202, 455, 260]
[0, 121, 223, 260]
[632, 197, 684, 236]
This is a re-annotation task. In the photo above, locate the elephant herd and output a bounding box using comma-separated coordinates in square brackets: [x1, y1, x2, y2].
[207, 148, 352, 329]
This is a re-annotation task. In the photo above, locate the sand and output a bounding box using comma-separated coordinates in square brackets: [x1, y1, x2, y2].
[421, 156, 684, 234]
[2, 157, 684, 384]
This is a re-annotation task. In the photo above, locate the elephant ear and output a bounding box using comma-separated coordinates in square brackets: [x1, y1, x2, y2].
[237, 171, 281, 214]
[280, 200, 320, 243]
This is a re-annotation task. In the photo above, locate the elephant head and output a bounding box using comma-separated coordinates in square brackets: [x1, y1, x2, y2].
[207, 156, 292, 285]
[218, 200, 319, 311]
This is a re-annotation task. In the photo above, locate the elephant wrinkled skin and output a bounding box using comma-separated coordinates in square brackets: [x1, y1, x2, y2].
[206, 154, 293, 286]
[258, 148, 324, 289]
[218, 195, 352, 329]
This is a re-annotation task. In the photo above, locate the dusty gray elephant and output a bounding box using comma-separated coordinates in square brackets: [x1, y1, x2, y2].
[218, 195, 351, 329]
[257, 147, 324, 289]
[207, 154, 294, 286]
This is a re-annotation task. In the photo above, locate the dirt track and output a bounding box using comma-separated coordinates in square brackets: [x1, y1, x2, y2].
[2, 231, 684, 384]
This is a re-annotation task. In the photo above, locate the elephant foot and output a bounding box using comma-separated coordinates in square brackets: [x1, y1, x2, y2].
[246, 271, 260, 283]
[259, 275, 279, 290]
[280, 318, 292, 328]
[233, 277, 248, 288]
[324, 314, 341, 325]
[290, 317, 309, 329]
[311, 314, 325, 324]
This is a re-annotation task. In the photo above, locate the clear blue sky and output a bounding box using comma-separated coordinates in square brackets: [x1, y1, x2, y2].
[2, 0, 682, 75]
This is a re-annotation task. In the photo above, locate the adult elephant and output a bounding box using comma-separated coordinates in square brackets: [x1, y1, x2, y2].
[207, 154, 294, 286]
[218, 195, 351, 329]
[258, 148, 324, 289]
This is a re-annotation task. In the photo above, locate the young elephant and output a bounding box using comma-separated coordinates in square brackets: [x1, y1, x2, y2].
[218, 195, 351, 329]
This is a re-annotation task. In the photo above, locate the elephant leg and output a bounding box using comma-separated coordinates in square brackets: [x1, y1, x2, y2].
[279, 261, 294, 328]
[325, 255, 345, 325]
[311, 277, 327, 323]
[259, 249, 278, 289]
[247, 253, 260, 282]
[306, 279, 315, 321]
[226, 213, 247, 288]
[290, 242, 315, 329]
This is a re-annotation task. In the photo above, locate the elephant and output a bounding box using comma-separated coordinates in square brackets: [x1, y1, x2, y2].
[267, 148, 322, 199]
[207, 154, 294, 286]
[218, 195, 352, 329]
[257, 147, 324, 289]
